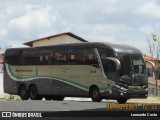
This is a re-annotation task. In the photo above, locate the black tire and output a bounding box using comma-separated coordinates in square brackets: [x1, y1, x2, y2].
[90, 87, 102, 102]
[19, 85, 29, 100]
[117, 98, 127, 104]
[29, 86, 41, 100]
[45, 96, 53, 100]
[52, 96, 64, 101]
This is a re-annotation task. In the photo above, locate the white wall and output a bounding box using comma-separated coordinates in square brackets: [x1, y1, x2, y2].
[0, 64, 3, 72]
[33, 35, 83, 47]
[65, 35, 83, 44]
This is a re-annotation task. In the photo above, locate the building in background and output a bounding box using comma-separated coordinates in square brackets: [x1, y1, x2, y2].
[144, 56, 160, 96]
[0, 51, 4, 98]
[23, 32, 88, 47]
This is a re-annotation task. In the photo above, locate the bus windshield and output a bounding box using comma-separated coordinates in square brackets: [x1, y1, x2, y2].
[117, 53, 145, 78]
[132, 54, 145, 74]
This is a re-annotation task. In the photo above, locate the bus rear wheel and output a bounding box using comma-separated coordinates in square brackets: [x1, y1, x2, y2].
[117, 98, 127, 104]
[19, 85, 29, 100]
[90, 87, 102, 102]
[45, 96, 52, 100]
[29, 86, 42, 100]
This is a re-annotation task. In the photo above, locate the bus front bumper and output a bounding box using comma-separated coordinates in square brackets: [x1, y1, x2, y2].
[112, 85, 148, 98]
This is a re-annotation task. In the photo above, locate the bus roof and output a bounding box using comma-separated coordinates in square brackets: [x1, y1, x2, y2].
[103, 42, 141, 54]
[5, 42, 141, 54]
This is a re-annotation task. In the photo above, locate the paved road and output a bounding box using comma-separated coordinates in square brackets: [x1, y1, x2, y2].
[0, 100, 105, 111]
[0, 99, 160, 111]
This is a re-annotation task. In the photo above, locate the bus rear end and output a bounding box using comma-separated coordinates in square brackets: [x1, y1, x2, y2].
[3, 49, 19, 95]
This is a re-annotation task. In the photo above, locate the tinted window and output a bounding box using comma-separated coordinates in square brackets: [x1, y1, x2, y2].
[132, 54, 144, 65]
[24, 49, 39, 65]
[98, 48, 114, 58]
[83, 48, 98, 66]
[39, 49, 53, 65]
[6, 49, 20, 65]
[54, 49, 67, 65]
[118, 54, 132, 77]
[101, 58, 116, 80]
[117, 53, 145, 77]
[19, 49, 53, 65]
[67, 48, 83, 65]
[19, 50, 26, 65]
[132, 54, 145, 74]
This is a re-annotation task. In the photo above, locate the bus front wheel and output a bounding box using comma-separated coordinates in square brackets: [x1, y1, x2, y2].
[29, 86, 42, 100]
[19, 85, 29, 100]
[117, 98, 127, 104]
[90, 87, 102, 102]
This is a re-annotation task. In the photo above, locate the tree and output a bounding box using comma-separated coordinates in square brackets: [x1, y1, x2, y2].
[146, 32, 159, 96]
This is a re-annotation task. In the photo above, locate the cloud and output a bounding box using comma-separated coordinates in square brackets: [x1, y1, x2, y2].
[134, 1, 160, 18]
[0, 29, 7, 37]
[8, 6, 54, 30]
[139, 24, 155, 34]
[0, 0, 160, 54]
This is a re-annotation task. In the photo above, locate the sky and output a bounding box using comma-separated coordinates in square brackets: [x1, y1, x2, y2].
[0, 0, 160, 54]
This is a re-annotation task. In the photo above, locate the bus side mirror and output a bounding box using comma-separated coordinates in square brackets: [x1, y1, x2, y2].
[102, 57, 121, 70]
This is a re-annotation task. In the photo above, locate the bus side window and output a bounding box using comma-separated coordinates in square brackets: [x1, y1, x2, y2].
[67, 48, 83, 65]
[54, 49, 67, 65]
[24, 49, 40, 65]
[83, 48, 98, 67]
[98, 48, 114, 58]
[39, 49, 53, 65]
[40, 56, 43, 62]
[5, 50, 19, 65]
[19, 50, 26, 65]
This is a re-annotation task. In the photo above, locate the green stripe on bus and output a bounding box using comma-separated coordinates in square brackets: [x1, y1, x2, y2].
[7, 64, 111, 91]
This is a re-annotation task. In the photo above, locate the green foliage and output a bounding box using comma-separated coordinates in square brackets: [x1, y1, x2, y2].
[9, 95, 15, 100]
[151, 32, 157, 42]
[143, 54, 147, 57]
[6, 95, 20, 100]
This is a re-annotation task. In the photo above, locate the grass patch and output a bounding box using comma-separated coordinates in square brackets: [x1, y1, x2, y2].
[0, 95, 20, 101]
[128, 95, 160, 103]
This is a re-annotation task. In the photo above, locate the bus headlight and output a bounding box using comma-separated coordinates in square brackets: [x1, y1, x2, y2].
[120, 87, 127, 91]
[145, 88, 148, 91]
[120, 93, 124, 96]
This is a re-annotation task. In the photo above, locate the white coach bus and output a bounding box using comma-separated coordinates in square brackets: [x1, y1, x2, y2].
[3, 42, 153, 103]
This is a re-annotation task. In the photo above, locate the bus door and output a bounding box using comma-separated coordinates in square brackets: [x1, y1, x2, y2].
[101, 57, 121, 88]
